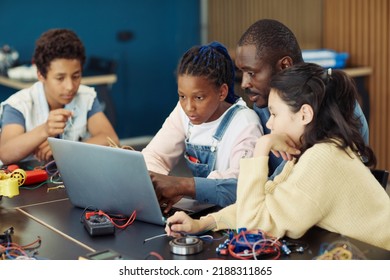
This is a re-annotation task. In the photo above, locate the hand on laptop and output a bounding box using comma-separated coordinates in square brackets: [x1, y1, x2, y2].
[149, 171, 196, 213]
[160, 195, 182, 214]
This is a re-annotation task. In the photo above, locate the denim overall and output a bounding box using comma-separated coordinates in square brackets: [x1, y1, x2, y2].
[184, 105, 244, 177]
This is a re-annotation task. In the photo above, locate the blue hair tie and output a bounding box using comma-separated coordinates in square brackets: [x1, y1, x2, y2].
[207, 42, 238, 103]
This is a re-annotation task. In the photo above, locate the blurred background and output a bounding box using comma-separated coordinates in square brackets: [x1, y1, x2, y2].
[0, 0, 389, 172]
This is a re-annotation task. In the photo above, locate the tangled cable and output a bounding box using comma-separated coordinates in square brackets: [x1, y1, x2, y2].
[0, 227, 42, 260]
[215, 228, 282, 260]
[315, 240, 367, 260]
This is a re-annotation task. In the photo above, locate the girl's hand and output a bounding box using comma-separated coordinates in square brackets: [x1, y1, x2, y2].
[165, 211, 214, 237]
[165, 211, 198, 237]
[254, 134, 301, 160]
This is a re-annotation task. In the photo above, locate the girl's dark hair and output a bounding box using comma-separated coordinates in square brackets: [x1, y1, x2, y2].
[33, 29, 86, 78]
[270, 62, 376, 167]
[177, 41, 239, 104]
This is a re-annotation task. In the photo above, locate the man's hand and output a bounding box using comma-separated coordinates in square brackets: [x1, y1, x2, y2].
[149, 171, 195, 213]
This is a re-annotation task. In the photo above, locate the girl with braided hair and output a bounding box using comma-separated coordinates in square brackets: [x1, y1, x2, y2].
[165, 63, 390, 251]
[142, 42, 262, 212]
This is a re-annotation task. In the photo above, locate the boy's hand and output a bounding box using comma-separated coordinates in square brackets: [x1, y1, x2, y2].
[45, 109, 73, 137]
[34, 140, 53, 162]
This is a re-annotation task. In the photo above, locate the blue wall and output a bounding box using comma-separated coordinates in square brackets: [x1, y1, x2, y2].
[0, 0, 200, 138]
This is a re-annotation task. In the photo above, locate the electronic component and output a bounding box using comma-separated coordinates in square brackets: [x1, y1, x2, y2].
[83, 213, 115, 236]
[230, 228, 268, 253]
[80, 249, 123, 260]
[216, 228, 285, 260]
[1, 227, 42, 259]
[281, 240, 292, 255]
[0, 177, 20, 198]
[0, 227, 13, 244]
[216, 238, 230, 255]
[24, 169, 49, 185]
[0, 168, 26, 198]
[6, 164, 48, 185]
[169, 236, 203, 255]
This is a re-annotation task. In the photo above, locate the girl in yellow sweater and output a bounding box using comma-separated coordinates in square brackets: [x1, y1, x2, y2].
[165, 62, 390, 250]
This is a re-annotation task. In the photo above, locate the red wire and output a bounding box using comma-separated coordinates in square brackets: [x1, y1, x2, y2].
[227, 229, 281, 260]
[21, 236, 41, 249]
[85, 210, 137, 229]
[148, 251, 164, 260]
[0, 243, 28, 258]
[108, 211, 137, 229]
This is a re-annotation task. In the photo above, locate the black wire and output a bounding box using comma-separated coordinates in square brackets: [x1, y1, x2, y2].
[79, 205, 99, 223]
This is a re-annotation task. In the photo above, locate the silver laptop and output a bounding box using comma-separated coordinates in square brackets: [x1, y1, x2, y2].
[48, 137, 217, 226]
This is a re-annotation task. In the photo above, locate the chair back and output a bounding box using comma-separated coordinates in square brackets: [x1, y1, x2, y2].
[371, 169, 389, 189]
[86, 56, 117, 74]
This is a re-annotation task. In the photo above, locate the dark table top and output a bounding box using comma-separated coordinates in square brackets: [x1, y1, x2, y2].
[17, 199, 390, 260]
[0, 207, 91, 259]
[1, 160, 389, 260]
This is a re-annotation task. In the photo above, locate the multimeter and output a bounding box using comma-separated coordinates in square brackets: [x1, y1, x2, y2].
[81, 249, 123, 260]
[83, 214, 115, 236]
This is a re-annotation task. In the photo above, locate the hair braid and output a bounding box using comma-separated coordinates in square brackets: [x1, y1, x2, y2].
[177, 41, 238, 104]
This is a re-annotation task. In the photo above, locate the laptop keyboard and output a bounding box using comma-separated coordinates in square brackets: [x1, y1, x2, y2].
[160, 199, 221, 220]
[161, 206, 194, 219]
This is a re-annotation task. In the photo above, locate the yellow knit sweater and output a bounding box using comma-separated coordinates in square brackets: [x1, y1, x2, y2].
[210, 142, 390, 250]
